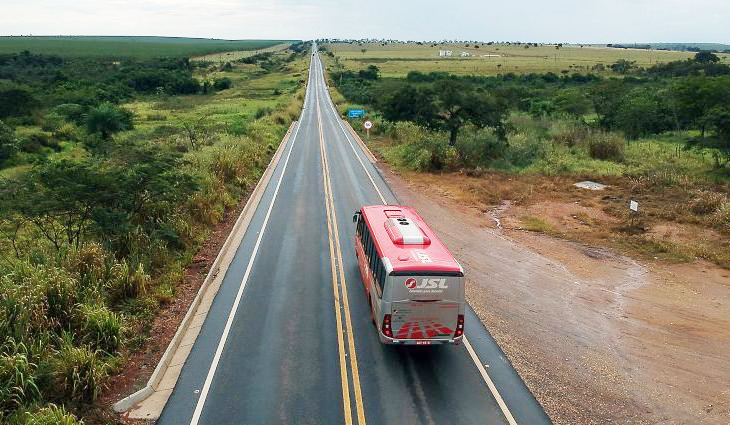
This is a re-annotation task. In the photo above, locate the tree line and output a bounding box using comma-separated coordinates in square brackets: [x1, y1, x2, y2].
[332, 52, 730, 166]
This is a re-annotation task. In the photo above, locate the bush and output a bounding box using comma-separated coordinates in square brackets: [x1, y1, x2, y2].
[213, 77, 232, 91]
[455, 127, 506, 167]
[688, 190, 727, 215]
[254, 107, 273, 119]
[549, 119, 588, 147]
[588, 131, 625, 162]
[52, 343, 108, 402]
[0, 120, 18, 161]
[12, 403, 82, 425]
[0, 351, 40, 418]
[710, 201, 730, 233]
[77, 304, 124, 354]
[399, 133, 457, 171]
[388, 121, 424, 145]
[52, 123, 79, 142]
[104, 262, 150, 304]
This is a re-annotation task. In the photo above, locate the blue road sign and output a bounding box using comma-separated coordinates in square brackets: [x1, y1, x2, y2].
[347, 109, 366, 118]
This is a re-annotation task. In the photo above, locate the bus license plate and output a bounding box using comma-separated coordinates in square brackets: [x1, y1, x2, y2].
[415, 341, 432, 345]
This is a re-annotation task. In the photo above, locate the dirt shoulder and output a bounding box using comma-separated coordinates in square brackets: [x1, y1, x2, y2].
[379, 164, 730, 424]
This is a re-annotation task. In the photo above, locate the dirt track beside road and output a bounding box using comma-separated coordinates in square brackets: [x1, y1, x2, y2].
[381, 165, 730, 425]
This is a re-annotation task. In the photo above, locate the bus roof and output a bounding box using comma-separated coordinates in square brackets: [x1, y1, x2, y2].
[360, 205, 463, 275]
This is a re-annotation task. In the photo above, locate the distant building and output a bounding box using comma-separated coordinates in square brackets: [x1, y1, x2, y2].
[460, 51, 471, 57]
[438, 50, 453, 57]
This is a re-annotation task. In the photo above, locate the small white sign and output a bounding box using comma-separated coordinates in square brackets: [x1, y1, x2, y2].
[629, 200, 638, 212]
[363, 120, 373, 130]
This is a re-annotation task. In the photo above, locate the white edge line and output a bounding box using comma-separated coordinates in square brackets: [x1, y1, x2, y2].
[313, 51, 520, 425]
[189, 66, 311, 425]
[464, 337, 519, 425]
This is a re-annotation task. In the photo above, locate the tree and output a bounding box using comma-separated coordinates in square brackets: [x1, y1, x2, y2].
[0, 120, 17, 162]
[85, 102, 134, 140]
[614, 88, 674, 139]
[383, 80, 509, 146]
[358, 65, 380, 80]
[686, 107, 730, 167]
[179, 115, 211, 149]
[670, 77, 730, 135]
[0, 82, 38, 118]
[694, 51, 720, 63]
[609, 59, 638, 74]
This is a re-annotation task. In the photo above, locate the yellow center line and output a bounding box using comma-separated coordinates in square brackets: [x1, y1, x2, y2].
[318, 87, 352, 424]
[316, 64, 367, 425]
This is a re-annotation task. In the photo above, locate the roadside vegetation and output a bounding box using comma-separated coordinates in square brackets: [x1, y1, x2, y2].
[322, 49, 730, 267]
[0, 40, 310, 423]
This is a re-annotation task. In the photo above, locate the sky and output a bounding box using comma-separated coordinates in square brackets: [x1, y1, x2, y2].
[1, 0, 728, 44]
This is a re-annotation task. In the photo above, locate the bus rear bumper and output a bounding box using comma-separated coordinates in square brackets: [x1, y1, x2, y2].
[379, 333, 463, 346]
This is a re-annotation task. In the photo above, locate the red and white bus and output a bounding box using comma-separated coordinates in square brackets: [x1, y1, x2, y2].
[353, 205, 465, 345]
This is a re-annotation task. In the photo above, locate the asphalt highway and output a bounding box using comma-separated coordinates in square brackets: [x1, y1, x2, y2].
[158, 45, 550, 425]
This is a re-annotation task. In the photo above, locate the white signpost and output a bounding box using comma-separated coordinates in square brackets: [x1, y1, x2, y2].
[363, 120, 373, 138]
[629, 200, 639, 227]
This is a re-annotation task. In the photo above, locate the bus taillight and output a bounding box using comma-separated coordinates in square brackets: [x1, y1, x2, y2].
[382, 314, 393, 338]
[454, 314, 464, 338]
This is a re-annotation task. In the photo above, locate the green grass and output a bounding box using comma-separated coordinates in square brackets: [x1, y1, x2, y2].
[192, 42, 292, 62]
[520, 215, 555, 233]
[323, 42, 730, 77]
[0, 36, 296, 58]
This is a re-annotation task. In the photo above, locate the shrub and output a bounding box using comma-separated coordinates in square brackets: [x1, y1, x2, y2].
[52, 104, 86, 126]
[254, 107, 273, 119]
[400, 133, 457, 171]
[65, 243, 107, 288]
[455, 127, 507, 167]
[12, 403, 82, 425]
[688, 190, 727, 215]
[549, 119, 588, 147]
[0, 351, 40, 418]
[52, 343, 107, 402]
[77, 304, 124, 354]
[0, 268, 51, 342]
[53, 123, 79, 142]
[388, 121, 424, 145]
[213, 77, 233, 91]
[104, 262, 150, 304]
[588, 131, 625, 162]
[0, 120, 18, 161]
[710, 201, 730, 233]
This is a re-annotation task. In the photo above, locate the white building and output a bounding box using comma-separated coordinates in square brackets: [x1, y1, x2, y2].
[460, 51, 472, 57]
[438, 50, 453, 57]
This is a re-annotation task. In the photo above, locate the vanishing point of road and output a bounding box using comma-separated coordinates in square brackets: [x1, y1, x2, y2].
[158, 45, 551, 425]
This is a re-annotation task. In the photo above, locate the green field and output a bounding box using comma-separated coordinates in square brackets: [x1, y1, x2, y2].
[0, 36, 297, 58]
[323, 42, 730, 77]
[192, 42, 293, 62]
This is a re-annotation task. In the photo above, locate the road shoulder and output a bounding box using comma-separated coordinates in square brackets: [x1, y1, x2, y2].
[377, 164, 730, 425]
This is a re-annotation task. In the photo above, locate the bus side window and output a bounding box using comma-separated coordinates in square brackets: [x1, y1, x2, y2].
[364, 228, 371, 260]
[376, 259, 385, 295]
[369, 238, 377, 272]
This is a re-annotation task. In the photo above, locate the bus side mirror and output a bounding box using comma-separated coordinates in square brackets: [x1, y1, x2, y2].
[353, 214, 358, 223]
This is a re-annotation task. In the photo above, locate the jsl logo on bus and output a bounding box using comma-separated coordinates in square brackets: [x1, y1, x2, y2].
[404, 278, 448, 290]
